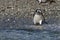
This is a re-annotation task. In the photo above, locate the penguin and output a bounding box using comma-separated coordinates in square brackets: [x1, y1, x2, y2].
[36, 0, 56, 4]
[48, 0, 56, 4]
[36, 0, 47, 4]
[33, 9, 47, 25]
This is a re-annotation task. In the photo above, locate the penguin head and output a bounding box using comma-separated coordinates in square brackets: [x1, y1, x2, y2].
[35, 9, 42, 15]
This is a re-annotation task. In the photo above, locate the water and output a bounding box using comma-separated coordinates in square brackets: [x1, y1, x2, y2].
[0, 29, 60, 40]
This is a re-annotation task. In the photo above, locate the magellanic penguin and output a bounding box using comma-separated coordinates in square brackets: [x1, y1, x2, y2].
[33, 9, 47, 25]
[48, 0, 56, 4]
[36, 0, 56, 4]
[36, 0, 47, 4]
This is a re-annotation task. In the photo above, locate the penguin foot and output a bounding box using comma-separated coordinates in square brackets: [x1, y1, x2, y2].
[33, 23, 40, 25]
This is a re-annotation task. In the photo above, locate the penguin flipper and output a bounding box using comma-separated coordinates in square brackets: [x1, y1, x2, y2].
[42, 20, 48, 24]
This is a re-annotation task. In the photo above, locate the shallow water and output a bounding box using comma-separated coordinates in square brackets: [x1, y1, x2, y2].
[0, 29, 60, 40]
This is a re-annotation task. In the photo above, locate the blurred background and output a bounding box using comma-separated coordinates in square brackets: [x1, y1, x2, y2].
[0, 0, 60, 40]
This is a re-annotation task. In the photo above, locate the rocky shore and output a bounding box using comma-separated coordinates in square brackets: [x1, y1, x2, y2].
[0, 0, 60, 31]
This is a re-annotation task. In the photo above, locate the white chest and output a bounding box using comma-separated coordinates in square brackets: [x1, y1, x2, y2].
[33, 15, 43, 25]
[34, 15, 43, 21]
